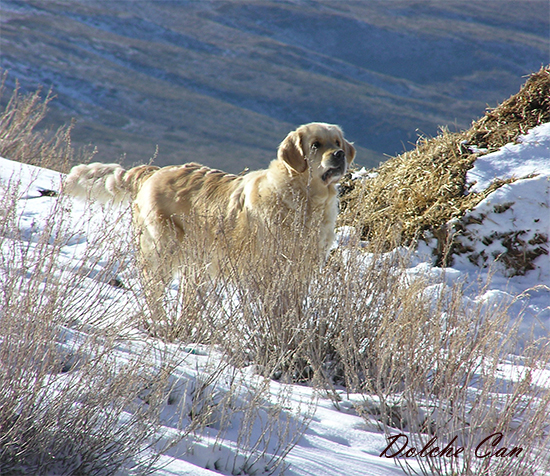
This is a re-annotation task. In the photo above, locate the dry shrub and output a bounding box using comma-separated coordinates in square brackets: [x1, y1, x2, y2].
[338, 65, 550, 256]
[385, 294, 550, 476]
[147, 224, 550, 476]
[137, 222, 550, 476]
[0, 180, 168, 475]
[0, 72, 94, 172]
[143, 218, 550, 474]
[136, 202, 328, 380]
[137, 216, 416, 389]
[171, 361, 315, 475]
[326, 245, 550, 476]
[0, 176, 313, 474]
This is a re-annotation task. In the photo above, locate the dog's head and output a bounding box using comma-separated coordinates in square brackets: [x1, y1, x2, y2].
[277, 123, 356, 185]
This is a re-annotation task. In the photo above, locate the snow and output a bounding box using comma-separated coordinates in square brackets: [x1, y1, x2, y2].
[467, 123, 550, 193]
[1, 122, 549, 475]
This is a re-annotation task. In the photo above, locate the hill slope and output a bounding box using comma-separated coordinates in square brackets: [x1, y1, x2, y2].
[1, 0, 548, 172]
[339, 66, 550, 274]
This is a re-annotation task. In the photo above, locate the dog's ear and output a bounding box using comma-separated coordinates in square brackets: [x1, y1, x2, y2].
[343, 139, 356, 165]
[278, 130, 308, 173]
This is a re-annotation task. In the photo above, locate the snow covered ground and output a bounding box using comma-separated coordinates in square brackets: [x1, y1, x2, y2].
[0, 123, 548, 475]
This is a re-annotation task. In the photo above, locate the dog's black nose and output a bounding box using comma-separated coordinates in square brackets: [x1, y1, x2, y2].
[333, 150, 345, 161]
[330, 149, 346, 167]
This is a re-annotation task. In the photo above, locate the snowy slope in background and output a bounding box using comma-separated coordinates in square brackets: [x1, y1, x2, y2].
[0, 123, 549, 475]
[1, 0, 547, 172]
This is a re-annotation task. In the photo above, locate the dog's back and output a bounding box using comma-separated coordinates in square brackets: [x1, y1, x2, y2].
[63, 162, 160, 205]
[63, 161, 247, 275]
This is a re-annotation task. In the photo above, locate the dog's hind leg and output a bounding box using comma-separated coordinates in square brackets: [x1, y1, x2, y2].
[134, 213, 184, 337]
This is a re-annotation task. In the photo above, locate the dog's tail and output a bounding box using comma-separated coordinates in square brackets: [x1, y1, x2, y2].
[63, 163, 159, 205]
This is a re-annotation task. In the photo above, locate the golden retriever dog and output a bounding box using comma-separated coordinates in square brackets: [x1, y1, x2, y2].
[64, 122, 355, 302]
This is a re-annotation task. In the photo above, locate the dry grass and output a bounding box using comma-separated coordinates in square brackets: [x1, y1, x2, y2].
[0, 183, 167, 474]
[0, 72, 94, 173]
[0, 176, 313, 475]
[135, 203, 328, 380]
[338, 65, 550, 262]
[333, 257, 550, 476]
[151, 230, 550, 476]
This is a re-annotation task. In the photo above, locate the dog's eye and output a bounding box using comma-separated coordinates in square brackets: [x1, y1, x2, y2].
[311, 141, 321, 150]
[336, 140, 341, 147]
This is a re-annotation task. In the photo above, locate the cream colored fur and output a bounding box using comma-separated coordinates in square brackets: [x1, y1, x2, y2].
[63, 123, 355, 287]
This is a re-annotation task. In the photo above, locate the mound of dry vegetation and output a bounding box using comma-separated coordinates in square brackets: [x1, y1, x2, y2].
[338, 65, 550, 265]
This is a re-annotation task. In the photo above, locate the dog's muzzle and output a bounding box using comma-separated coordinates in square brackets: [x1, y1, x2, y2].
[321, 150, 347, 184]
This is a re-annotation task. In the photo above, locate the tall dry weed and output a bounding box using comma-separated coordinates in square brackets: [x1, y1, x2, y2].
[0, 89, 314, 474]
[0, 179, 168, 475]
[325, 245, 550, 476]
[150, 223, 550, 476]
[0, 72, 94, 172]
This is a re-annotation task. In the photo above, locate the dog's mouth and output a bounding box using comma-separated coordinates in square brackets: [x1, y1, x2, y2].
[321, 165, 345, 184]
